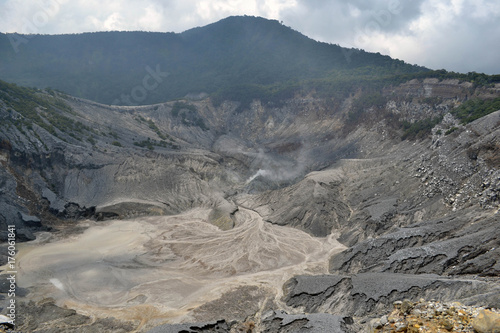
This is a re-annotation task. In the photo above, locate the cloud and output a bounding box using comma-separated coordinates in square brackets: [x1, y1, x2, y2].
[0, 0, 498, 74]
[0, 0, 296, 33]
[280, 0, 425, 44]
[399, 0, 500, 73]
[281, 0, 500, 74]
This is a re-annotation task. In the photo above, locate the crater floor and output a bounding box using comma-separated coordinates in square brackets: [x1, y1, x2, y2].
[14, 207, 345, 328]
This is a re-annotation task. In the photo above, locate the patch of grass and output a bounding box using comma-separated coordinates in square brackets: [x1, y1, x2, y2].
[445, 126, 458, 135]
[0, 80, 93, 141]
[401, 116, 443, 140]
[171, 102, 208, 130]
[134, 139, 154, 150]
[134, 137, 179, 150]
[108, 130, 119, 139]
[347, 92, 388, 124]
[87, 136, 96, 145]
[451, 97, 500, 124]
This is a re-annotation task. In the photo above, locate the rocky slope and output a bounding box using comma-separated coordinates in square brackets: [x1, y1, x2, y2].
[369, 299, 500, 333]
[0, 79, 499, 332]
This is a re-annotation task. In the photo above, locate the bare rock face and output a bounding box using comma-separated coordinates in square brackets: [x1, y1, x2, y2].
[473, 309, 500, 333]
[238, 170, 350, 237]
[146, 311, 359, 333]
[276, 112, 500, 332]
[329, 211, 500, 276]
[328, 112, 500, 278]
[1, 81, 500, 332]
[15, 299, 134, 333]
[0, 166, 37, 243]
[260, 311, 358, 333]
[146, 320, 231, 333]
[384, 78, 473, 100]
[283, 273, 500, 318]
[371, 299, 499, 333]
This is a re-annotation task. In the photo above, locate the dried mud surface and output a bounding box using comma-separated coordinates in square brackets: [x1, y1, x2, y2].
[14, 207, 345, 330]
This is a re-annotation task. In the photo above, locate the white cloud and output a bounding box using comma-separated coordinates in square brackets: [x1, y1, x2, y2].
[281, 0, 500, 73]
[102, 12, 125, 30]
[0, 0, 297, 33]
[256, 0, 297, 19]
[138, 4, 165, 31]
[385, 0, 500, 73]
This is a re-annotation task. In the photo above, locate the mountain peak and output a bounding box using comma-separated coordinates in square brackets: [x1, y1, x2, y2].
[0, 15, 427, 105]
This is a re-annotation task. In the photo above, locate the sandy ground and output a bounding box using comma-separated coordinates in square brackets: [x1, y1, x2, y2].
[12, 207, 345, 326]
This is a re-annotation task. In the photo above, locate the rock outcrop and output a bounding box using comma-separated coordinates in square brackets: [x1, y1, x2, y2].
[370, 299, 500, 333]
[0, 79, 499, 332]
[238, 169, 350, 237]
[277, 110, 500, 331]
[146, 312, 359, 333]
[14, 299, 134, 333]
[284, 273, 500, 317]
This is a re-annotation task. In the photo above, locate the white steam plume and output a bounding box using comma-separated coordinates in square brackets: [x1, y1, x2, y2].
[245, 169, 271, 184]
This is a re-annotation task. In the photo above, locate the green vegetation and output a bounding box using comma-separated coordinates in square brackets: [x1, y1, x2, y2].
[0, 138, 12, 151]
[353, 92, 387, 110]
[108, 130, 119, 139]
[451, 97, 500, 124]
[87, 136, 96, 145]
[136, 115, 175, 139]
[2, 16, 500, 114]
[211, 82, 299, 111]
[401, 116, 443, 141]
[445, 126, 459, 135]
[210, 66, 500, 114]
[134, 137, 179, 150]
[0, 80, 91, 140]
[111, 141, 122, 147]
[134, 139, 155, 150]
[347, 92, 388, 124]
[2, 16, 499, 145]
[171, 102, 208, 130]
[422, 96, 443, 105]
[0, 16, 430, 106]
[171, 102, 197, 117]
[147, 119, 170, 139]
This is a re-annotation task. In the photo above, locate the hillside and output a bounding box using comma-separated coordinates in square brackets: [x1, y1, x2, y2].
[0, 16, 428, 105]
[1, 74, 500, 332]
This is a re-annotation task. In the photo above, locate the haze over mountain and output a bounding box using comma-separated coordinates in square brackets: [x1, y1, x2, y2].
[0, 16, 430, 106]
[2, 0, 500, 74]
[0, 15, 500, 333]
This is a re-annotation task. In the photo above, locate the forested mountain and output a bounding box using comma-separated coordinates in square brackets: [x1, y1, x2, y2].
[0, 15, 428, 105]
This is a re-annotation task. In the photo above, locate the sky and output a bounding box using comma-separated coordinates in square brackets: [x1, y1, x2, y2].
[1, 0, 499, 74]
